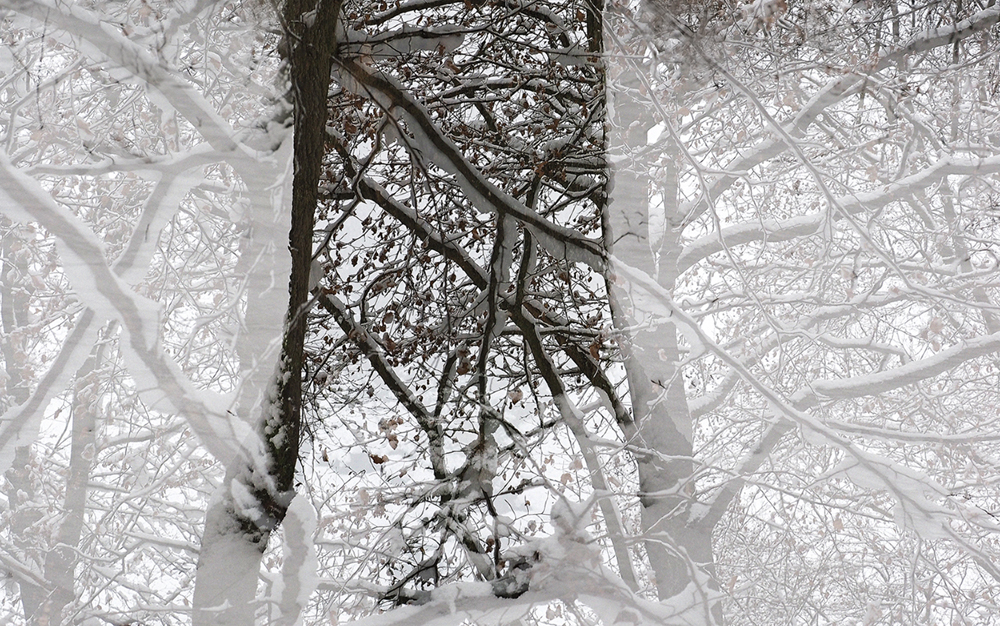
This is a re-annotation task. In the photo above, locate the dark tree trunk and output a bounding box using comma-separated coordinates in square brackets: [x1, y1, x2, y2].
[192, 2, 340, 623]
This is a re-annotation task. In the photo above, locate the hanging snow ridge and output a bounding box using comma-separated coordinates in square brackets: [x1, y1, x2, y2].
[344, 24, 466, 56]
[335, 57, 607, 271]
[272, 493, 319, 626]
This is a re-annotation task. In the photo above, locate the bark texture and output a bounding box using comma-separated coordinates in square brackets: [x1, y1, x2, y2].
[603, 59, 721, 619]
[192, 2, 340, 623]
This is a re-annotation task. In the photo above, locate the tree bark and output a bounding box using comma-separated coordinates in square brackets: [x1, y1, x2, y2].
[192, 2, 340, 623]
[602, 49, 722, 621]
[0, 228, 44, 619]
[28, 329, 108, 626]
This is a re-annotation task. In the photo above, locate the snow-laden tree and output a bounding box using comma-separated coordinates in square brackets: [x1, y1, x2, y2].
[602, 0, 1000, 622]
[307, 0, 618, 606]
[0, 0, 297, 623]
[302, 0, 1000, 624]
[1, 0, 1000, 625]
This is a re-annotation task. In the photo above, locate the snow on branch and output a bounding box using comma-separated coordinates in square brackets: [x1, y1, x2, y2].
[669, 5, 1000, 226]
[677, 155, 1000, 273]
[343, 23, 466, 56]
[612, 257, 1000, 559]
[0, 0, 245, 156]
[0, 309, 98, 473]
[320, 293, 447, 478]
[0, 150, 241, 466]
[791, 331, 1000, 407]
[890, 4, 1000, 59]
[327, 132, 489, 288]
[329, 553, 714, 626]
[335, 57, 607, 270]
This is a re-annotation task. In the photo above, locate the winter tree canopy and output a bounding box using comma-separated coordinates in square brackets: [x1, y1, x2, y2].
[1, 0, 999, 625]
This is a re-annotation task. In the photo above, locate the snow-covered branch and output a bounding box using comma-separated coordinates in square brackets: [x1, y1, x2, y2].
[678, 156, 1000, 273]
[336, 57, 607, 270]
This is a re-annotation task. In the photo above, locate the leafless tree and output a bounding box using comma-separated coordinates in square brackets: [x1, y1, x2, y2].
[1, 1, 999, 625]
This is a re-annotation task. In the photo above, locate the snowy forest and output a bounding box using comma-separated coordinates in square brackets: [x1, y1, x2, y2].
[1, 0, 999, 624]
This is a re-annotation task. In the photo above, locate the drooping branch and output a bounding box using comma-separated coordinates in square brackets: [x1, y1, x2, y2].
[319, 293, 447, 480]
[512, 304, 639, 591]
[613, 256, 1000, 574]
[676, 154, 1000, 272]
[641, 4, 1000, 229]
[335, 57, 607, 271]
[329, 132, 633, 440]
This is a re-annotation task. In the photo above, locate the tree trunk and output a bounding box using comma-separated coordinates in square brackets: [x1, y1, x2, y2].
[603, 60, 721, 620]
[192, 1, 340, 623]
[1, 228, 44, 618]
[28, 329, 108, 626]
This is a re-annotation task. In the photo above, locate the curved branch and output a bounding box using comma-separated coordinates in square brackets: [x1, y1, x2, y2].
[335, 57, 607, 271]
[0, 150, 240, 466]
[677, 148, 1000, 274]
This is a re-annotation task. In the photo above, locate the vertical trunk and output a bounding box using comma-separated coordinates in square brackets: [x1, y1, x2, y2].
[5, 446, 44, 618]
[28, 329, 108, 626]
[2, 264, 109, 626]
[604, 139, 701, 598]
[602, 41, 721, 621]
[193, 464, 273, 626]
[191, 107, 296, 626]
[192, 1, 340, 623]
[1, 229, 44, 618]
[0, 230, 31, 407]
